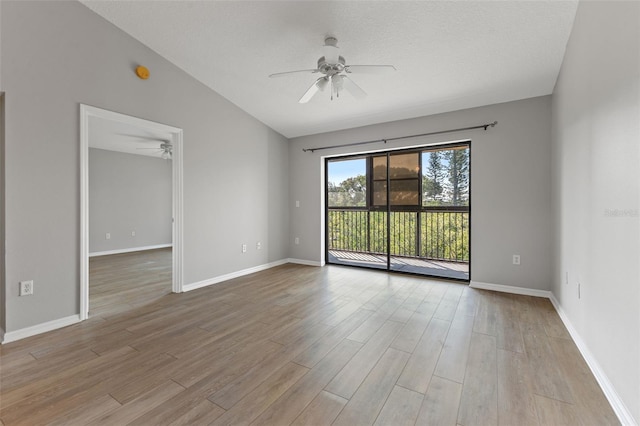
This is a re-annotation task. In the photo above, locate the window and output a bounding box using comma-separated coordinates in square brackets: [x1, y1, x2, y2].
[422, 146, 469, 207]
[327, 157, 366, 208]
[389, 153, 420, 206]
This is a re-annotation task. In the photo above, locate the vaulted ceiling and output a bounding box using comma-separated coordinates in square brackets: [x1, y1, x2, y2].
[81, 1, 578, 138]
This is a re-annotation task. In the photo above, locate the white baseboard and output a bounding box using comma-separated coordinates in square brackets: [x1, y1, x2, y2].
[470, 280, 552, 298]
[89, 244, 172, 257]
[548, 294, 637, 426]
[183, 259, 290, 292]
[2, 314, 81, 344]
[182, 258, 324, 293]
[287, 258, 324, 267]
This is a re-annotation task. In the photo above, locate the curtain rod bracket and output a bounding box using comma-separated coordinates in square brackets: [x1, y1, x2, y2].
[483, 121, 498, 131]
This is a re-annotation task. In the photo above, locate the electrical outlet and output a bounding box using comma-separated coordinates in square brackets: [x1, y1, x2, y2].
[105, 233, 111, 240]
[256, 242, 261, 250]
[242, 244, 247, 253]
[512, 255, 521, 265]
[20, 280, 34, 296]
[131, 231, 136, 237]
[294, 237, 300, 245]
[295, 200, 300, 208]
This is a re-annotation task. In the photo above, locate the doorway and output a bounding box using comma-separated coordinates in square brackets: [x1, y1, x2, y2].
[80, 105, 184, 320]
[325, 142, 470, 281]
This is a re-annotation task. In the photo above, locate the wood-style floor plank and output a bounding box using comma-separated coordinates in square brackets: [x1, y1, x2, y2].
[495, 293, 526, 353]
[293, 308, 371, 369]
[290, 390, 347, 426]
[396, 318, 449, 393]
[521, 321, 575, 403]
[325, 320, 403, 399]
[251, 339, 361, 425]
[130, 391, 225, 426]
[534, 394, 581, 425]
[432, 314, 474, 384]
[374, 385, 423, 426]
[496, 348, 538, 426]
[92, 380, 185, 425]
[548, 335, 619, 425]
[0, 345, 138, 413]
[0, 251, 619, 426]
[415, 376, 462, 426]
[390, 311, 434, 354]
[332, 347, 410, 426]
[46, 394, 121, 426]
[457, 333, 498, 426]
[209, 362, 308, 426]
[166, 399, 225, 426]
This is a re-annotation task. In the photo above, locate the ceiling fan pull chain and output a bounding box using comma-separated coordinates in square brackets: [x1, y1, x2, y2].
[330, 75, 334, 100]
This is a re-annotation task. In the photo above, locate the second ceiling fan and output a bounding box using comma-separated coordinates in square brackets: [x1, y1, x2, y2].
[269, 37, 396, 103]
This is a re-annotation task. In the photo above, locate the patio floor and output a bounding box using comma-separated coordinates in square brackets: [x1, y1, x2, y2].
[328, 250, 469, 280]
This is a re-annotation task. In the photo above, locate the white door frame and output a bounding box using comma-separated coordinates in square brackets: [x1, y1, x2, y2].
[79, 104, 184, 321]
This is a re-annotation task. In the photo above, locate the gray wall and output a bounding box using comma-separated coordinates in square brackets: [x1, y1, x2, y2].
[1, 1, 289, 332]
[290, 96, 553, 291]
[551, 1, 639, 422]
[89, 148, 172, 254]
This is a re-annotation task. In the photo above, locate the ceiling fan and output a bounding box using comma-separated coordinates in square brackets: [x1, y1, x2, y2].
[134, 138, 173, 160]
[269, 37, 396, 103]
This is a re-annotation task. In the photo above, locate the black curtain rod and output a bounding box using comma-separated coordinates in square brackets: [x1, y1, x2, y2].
[302, 120, 498, 153]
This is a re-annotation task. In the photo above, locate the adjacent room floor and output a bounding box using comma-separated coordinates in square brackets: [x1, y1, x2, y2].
[89, 247, 173, 319]
[0, 260, 618, 425]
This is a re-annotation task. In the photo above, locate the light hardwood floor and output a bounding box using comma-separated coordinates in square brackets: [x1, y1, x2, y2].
[0, 251, 618, 425]
[89, 248, 173, 319]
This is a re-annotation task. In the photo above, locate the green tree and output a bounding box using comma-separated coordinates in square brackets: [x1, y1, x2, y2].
[423, 151, 444, 204]
[443, 148, 469, 205]
[328, 174, 367, 207]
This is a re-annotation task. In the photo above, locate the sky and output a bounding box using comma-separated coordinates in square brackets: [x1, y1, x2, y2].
[327, 158, 366, 185]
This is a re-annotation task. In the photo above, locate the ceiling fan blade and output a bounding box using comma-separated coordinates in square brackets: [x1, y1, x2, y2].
[299, 77, 327, 103]
[345, 65, 396, 74]
[342, 76, 367, 100]
[116, 133, 170, 143]
[269, 69, 318, 78]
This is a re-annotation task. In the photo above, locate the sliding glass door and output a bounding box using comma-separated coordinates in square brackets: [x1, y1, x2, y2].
[326, 143, 470, 281]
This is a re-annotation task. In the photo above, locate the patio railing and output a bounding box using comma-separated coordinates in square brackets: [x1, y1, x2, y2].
[328, 209, 469, 263]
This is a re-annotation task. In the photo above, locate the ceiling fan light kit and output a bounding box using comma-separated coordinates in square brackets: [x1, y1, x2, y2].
[160, 142, 172, 160]
[269, 37, 396, 104]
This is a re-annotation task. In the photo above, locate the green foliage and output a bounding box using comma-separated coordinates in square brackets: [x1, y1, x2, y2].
[328, 174, 367, 207]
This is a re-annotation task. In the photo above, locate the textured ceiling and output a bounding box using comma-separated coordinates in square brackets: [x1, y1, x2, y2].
[81, 1, 578, 138]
